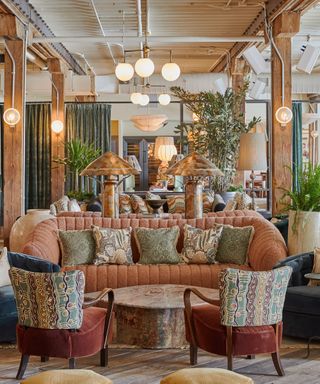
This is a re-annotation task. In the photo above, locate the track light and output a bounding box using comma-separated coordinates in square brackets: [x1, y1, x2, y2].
[296, 44, 320, 74]
[243, 46, 267, 75]
[249, 79, 266, 99]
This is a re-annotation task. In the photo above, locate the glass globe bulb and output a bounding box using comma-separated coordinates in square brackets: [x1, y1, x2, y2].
[51, 119, 64, 134]
[135, 58, 155, 78]
[3, 108, 20, 126]
[139, 94, 149, 106]
[161, 62, 181, 81]
[158, 94, 171, 106]
[115, 62, 134, 82]
[130, 92, 142, 104]
[275, 106, 293, 126]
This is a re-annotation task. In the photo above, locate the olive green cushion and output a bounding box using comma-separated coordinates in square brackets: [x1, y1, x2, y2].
[21, 369, 113, 384]
[160, 368, 253, 384]
[135, 226, 181, 264]
[58, 229, 95, 266]
[216, 225, 254, 265]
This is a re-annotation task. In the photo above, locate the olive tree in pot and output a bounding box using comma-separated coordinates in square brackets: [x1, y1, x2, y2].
[171, 84, 260, 192]
[281, 163, 320, 255]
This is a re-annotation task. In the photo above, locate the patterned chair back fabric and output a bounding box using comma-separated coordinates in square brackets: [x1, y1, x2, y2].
[219, 266, 292, 327]
[9, 267, 85, 330]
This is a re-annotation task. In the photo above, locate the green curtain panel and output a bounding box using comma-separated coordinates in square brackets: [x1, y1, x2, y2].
[65, 103, 111, 194]
[292, 102, 303, 191]
[25, 103, 52, 210]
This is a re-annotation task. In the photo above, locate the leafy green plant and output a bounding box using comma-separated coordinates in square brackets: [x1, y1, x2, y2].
[54, 139, 101, 193]
[171, 85, 261, 192]
[281, 163, 320, 212]
[67, 191, 95, 202]
[227, 184, 244, 192]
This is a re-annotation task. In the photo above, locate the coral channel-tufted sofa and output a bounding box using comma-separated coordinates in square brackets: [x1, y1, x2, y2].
[21, 210, 287, 293]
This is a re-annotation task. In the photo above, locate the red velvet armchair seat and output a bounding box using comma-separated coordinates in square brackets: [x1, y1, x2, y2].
[9, 267, 114, 380]
[184, 267, 292, 376]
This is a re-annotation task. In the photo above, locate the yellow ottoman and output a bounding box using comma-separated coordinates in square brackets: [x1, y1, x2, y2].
[161, 368, 254, 384]
[21, 370, 112, 384]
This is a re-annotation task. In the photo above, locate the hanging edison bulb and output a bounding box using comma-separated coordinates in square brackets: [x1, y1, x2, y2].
[51, 120, 64, 134]
[3, 108, 20, 126]
[275, 106, 293, 126]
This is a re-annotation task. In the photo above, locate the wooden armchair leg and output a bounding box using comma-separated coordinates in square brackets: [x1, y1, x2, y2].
[271, 351, 285, 376]
[40, 356, 49, 362]
[68, 358, 76, 369]
[190, 345, 198, 365]
[226, 326, 233, 371]
[16, 354, 29, 380]
[100, 347, 108, 367]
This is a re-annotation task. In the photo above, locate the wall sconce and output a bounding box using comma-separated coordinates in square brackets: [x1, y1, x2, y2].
[3, 42, 21, 127]
[51, 80, 64, 134]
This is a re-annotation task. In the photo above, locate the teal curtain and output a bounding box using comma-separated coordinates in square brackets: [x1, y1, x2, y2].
[65, 103, 111, 194]
[25, 103, 52, 209]
[292, 102, 303, 191]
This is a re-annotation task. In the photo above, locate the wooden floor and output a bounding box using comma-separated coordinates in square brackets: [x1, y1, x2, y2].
[0, 342, 319, 384]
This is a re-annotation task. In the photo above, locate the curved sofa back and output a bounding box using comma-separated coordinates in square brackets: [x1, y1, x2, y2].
[22, 210, 287, 272]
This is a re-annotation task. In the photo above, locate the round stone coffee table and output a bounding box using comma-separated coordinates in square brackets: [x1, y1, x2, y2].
[86, 284, 218, 349]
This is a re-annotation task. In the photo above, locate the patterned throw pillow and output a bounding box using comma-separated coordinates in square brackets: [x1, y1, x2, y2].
[234, 192, 253, 210]
[216, 225, 255, 265]
[130, 194, 149, 214]
[212, 194, 226, 212]
[166, 195, 185, 214]
[54, 195, 70, 213]
[182, 224, 223, 264]
[58, 230, 96, 266]
[0, 247, 11, 287]
[9, 267, 85, 329]
[134, 226, 181, 264]
[92, 226, 133, 265]
[223, 199, 237, 211]
[68, 199, 81, 212]
[119, 194, 133, 214]
[202, 191, 215, 213]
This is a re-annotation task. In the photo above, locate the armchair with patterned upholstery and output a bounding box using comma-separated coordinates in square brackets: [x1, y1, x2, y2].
[9, 267, 114, 380]
[184, 267, 292, 376]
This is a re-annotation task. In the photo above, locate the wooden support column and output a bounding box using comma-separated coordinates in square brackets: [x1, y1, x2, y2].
[48, 58, 65, 202]
[231, 58, 249, 186]
[3, 38, 26, 245]
[271, 12, 300, 214]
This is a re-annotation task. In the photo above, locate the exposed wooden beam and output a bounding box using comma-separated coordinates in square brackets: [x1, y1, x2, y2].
[0, 13, 24, 39]
[211, 0, 311, 73]
[48, 57, 65, 202]
[3, 39, 25, 246]
[1, 0, 85, 75]
[273, 11, 301, 37]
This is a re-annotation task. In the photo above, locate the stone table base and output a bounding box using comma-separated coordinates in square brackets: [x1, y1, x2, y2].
[85, 284, 218, 349]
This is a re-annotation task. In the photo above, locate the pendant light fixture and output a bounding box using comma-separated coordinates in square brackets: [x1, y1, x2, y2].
[130, 92, 142, 104]
[134, 46, 154, 78]
[51, 81, 64, 134]
[158, 93, 171, 106]
[139, 94, 150, 106]
[3, 42, 21, 127]
[115, 61, 134, 82]
[161, 51, 181, 82]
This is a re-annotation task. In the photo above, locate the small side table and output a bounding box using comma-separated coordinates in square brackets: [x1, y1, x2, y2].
[304, 273, 320, 358]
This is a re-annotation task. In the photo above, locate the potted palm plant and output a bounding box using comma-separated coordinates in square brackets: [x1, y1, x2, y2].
[54, 139, 101, 201]
[281, 163, 320, 255]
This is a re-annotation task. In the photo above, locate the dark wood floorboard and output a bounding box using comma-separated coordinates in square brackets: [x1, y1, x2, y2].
[0, 344, 319, 383]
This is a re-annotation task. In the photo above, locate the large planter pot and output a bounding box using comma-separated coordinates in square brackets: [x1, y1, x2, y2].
[9, 209, 54, 252]
[219, 191, 237, 202]
[288, 210, 320, 255]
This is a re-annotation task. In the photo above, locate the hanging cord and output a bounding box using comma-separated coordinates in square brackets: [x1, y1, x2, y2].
[263, 5, 285, 107]
[4, 42, 16, 109]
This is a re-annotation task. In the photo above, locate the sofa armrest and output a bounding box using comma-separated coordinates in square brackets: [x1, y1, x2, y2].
[21, 219, 60, 265]
[274, 252, 314, 286]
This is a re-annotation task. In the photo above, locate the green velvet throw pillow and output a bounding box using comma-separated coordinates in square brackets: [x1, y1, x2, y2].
[58, 229, 96, 266]
[215, 225, 254, 265]
[135, 226, 181, 264]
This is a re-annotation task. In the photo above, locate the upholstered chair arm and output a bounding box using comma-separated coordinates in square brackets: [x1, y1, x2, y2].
[184, 288, 220, 349]
[83, 288, 114, 309]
